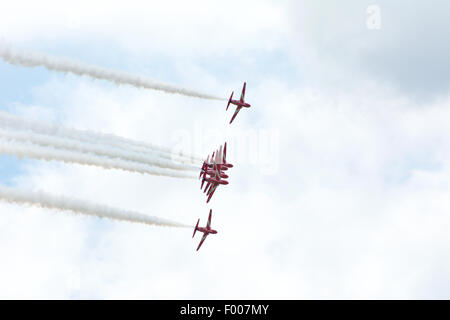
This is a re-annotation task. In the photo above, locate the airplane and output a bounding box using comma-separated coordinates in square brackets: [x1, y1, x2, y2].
[199, 145, 230, 180]
[204, 160, 229, 171]
[219, 142, 233, 168]
[201, 173, 224, 191]
[200, 161, 228, 191]
[198, 143, 233, 202]
[200, 162, 229, 190]
[206, 185, 218, 203]
[226, 82, 251, 124]
[193, 209, 217, 251]
[205, 179, 223, 203]
[202, 167, 226, 203]
[203, 169, 228, 179]
[203, 143, 233, 170]
[199, 153, 216, 177]
[199, 155, 212, 179]
[199, 155, 229, 180]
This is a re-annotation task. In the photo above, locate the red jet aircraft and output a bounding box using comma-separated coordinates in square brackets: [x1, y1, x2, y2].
[203, 167, 228, 203]
[215, 143, 233, 169]
[203, 143, 233, 171]
[201, 163, 229, 202]
[204, 182, 218, 203]
[226, 82, 251, 124]
[193, 209, 217, 251]
[199, 142, 233, 202]
[201, 163, 228, 186]
[200, 153, 227, 177]
[199, 156, 228, 191]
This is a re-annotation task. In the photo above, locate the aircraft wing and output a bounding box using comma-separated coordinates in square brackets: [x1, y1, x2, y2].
[197, 233, 208, 251]
[224, 142, 227, 163]
[229, 106, 242, 124]
[206, 182, 217, 195]
[203, 181, 211, 193]
[207, 209, 212, 229]
[199, 162, 207, 179]
[240, 82, 246, 102]
[214, 163, 221, 179]
[206, 185, 217, 203]
[201, 176, 207, 189]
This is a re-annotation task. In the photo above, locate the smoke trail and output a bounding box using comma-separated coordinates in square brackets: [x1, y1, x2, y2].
[0, 42, 224, 101]
[0, 185, 191, 228]
[0, 127, 198, 172]
[0, 138, 196, 179]
[0, 110, 202, 164]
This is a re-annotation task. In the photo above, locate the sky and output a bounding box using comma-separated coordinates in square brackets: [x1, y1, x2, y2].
[0, 0, 450, 299]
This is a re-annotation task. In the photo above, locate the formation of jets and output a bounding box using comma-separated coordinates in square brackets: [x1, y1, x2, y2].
[193, 143, 232, 251]
[193, 82, 250, 251]
[199, 142, 232, 203]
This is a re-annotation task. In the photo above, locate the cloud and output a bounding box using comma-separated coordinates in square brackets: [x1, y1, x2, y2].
[288, 0, 450, 99]
[2, 72, 450, 298]
[0, 0, 288, 57]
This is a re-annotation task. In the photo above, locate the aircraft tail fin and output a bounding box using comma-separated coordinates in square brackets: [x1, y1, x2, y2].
[192, 219, 200, 238]
[226, 91, 234, 110]
[200, 171, 207, 189]
[199, 163, 204, 179]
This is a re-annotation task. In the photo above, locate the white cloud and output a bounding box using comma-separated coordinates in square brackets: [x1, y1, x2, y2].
[0, 0, 289, 58]
[287, 0, 450, 98]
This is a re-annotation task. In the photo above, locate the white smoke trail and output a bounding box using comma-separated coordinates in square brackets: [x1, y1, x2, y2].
[0, 42, 224, 101]
[0, 185, 191, 228]
[0, 110, 202, 164]
[0, 138, 196, 179]
[0, 127, 198, 172]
